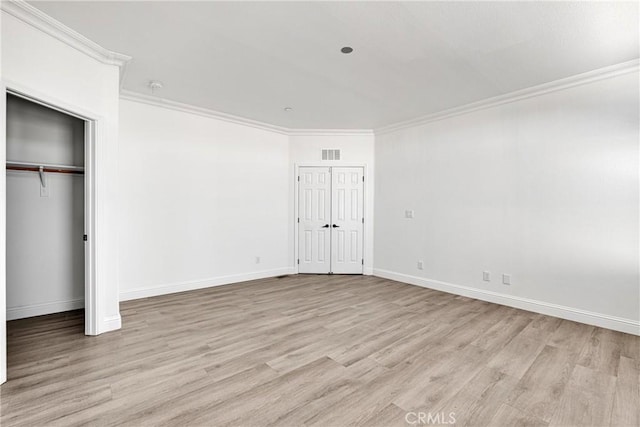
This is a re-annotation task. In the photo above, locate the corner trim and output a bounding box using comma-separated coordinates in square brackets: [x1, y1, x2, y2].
[373, 269, 640, 336]
[100, 314, 122, 335]
[375, 59, 640, 135]
[6, 298, 84, 321]
[120, 268, 297, 302]
[1, 0, 131, 69]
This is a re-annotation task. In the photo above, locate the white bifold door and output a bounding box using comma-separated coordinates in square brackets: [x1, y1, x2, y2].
[298, 166, 364, 274]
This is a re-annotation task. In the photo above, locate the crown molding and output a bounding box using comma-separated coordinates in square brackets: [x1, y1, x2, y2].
[121, 90, 375, 136]
[1, 0, 131, 72]
[122, 59, 637, 138]
[288, 129, 375, 137]
[4, 0, 636, 137]
[375, 59, 640, 135]
[120, 90, 291, 135]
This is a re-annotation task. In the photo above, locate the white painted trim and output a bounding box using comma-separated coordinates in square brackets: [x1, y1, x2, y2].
[288, 129, 374, 137]
[120, 92, 374, 137]
[120, 268, 297, 301]
[0, 83, 7, 385]
[8, 0, 635, 139]
[375, 59, 640, 135]
[84, 119, 98, 336]
[120, 90, 291, 135]
[6, 299, 84, 321]
[3, 81, 105, 337]
[5, 80, 102, 122]
[120, 60, 637, 137]
[1, 0, 131, 69]
[101, 314, 122, 333]
[373, 269, 640, 336]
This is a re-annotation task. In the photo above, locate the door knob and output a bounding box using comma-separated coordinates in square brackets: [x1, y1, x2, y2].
[321, 224, 330, 228]
[332, 224, 340, 228]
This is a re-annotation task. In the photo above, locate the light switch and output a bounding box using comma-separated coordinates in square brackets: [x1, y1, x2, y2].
[405, 210, 414, 219]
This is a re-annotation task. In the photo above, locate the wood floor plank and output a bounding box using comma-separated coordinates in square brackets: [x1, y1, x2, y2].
[578, 328, 623, 376]
[548, 319, 595, 351]
[487, 334, 546, 379]
[610, 356, 640, 427]
[357, 403, 409, 427]
[432, 367, 519, 427]
[506, 345, 580, 422]
[489, 403, 548, 427]
[1, 274, 635, 426]
[549, 365, 616, 427]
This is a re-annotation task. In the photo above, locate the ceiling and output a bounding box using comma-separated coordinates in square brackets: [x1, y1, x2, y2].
[29, 1, 639, 130]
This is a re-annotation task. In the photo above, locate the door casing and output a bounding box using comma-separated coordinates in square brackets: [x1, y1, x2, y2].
[1, 81, 101, 385]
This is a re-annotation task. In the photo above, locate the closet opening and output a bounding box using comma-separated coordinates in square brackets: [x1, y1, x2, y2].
[4, 91, 95, 378]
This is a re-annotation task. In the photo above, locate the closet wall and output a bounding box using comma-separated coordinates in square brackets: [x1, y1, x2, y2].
[6, 95, 85, 320]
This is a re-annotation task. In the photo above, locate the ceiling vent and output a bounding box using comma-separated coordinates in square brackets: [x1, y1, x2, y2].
[322, 149, 341, 161]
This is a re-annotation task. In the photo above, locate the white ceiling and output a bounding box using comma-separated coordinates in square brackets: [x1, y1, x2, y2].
[29, 1, 639, 130]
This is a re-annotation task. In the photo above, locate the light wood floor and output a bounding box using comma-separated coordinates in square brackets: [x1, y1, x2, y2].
[1, 275, 638, 426]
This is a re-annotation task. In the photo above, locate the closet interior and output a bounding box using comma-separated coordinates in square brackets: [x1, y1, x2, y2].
[6, 94, 86, 321]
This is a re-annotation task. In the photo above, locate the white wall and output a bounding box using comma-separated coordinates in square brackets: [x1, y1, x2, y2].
[374, 70, 640, 333]
[1, 11, 122, 334]
[289, 133, 375, 273]
[6, 96, 85, 319]
[118, 99, 292, 300]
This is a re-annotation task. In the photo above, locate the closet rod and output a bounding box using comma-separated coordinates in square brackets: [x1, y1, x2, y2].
[6, 161, 84, 175]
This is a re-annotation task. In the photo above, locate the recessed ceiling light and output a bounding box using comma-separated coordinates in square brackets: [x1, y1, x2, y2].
[341, 46, 354, 54]
[284, 107, 293, 112]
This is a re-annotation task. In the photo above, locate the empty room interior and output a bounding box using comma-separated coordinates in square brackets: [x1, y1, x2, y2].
[0, 1, 639, 426]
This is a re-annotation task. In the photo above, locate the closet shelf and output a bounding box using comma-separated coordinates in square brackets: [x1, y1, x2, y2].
[6, 161, 84, 175]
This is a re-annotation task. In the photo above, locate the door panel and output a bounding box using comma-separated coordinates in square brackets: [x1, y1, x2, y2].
[298, 167, 331, 273]
[331, 167, 364, 274]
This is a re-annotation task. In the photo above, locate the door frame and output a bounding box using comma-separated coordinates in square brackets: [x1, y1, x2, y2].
[1, 81, 101, 384]
[294, 163, 371, 275]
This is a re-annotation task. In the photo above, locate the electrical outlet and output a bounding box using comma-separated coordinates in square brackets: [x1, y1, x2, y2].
[502, 274, 511, 285]
[405, 210, 414, 219]
[417, 261, 424, 270]
[483, 271, 491, 282]
[255, 256, 261, 264]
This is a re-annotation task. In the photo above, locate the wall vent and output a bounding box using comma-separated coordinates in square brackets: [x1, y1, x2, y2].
[321, 149, 341, 161]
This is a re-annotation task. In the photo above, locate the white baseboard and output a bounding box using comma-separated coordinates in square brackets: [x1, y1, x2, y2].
[373, 269, 640, 336]
[120, 267, 297, 301]
[6, 298, 84, 321]
[101, 314, 121, 333]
